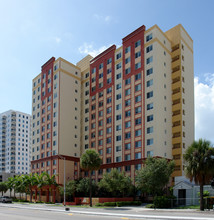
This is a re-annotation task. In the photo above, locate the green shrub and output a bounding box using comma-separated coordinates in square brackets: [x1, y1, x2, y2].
[145, 204, 155, 208]
[103, 202, 116, 206]
[95, 203, 103, 207]
[154, 196, 175, 208]
[116, 201, 141, 207]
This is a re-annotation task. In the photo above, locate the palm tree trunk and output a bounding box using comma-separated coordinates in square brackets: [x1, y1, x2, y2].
[200, 183, 204, 211]
[89, 171, 92, 207]
[39, 189, 42, 202]
[10, 189, 11, 198]
[30, 189, 32, 202]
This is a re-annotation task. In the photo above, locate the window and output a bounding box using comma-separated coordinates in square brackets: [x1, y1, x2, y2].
[146, 56, 153, 64]
[135, 141, 141, 148]
[135, 164, 141, 170]
[116, 114, 121, 120]
[116, 104, 121, 110]
[125, 78, 131, 85]
[92, 67, 96, 74]
[116, 94, 122, 100]
[125, 99, 131, 106]
[125, 121, 131, 128]
[116, 73, 121, 79]
[147, 115, 153, 122]
[106, 137, 111, 144]
[147, 91, 153, 99]
[107, 57, 112, 64]
[125, 46, 131, 53]
[135, 129, 141, 137]
[125, 143, 131, 150]
[125, 67, 131, 75]
[116, 135, 121, 141]
[146, 68, 153, 76]
[99, 63, 103, 69]
[146, 33, 152, 42]
[116, 62, 122, 69]
[98, 120, 103, 126]
[116, 83, 121, 90]
[116, 146, 121, 152]
[125, 165, 131, 172]
[135, 118, 141, 125]
[135, 152, 141, 159]
[99, 92, 103, 97]
[135, 106, 141, 114]
[135, 73, 141, 81]
[135, 84, 141, 91]
[98, 140, 103, 146]
[116, 52, 122, 59]
[135, 40, 141, 48]
[125, 110, 131, 117]
[125, 132, 131, 139]
[107, 97, 112, 104]
[106, 127, 111, 134]
[147, 79, 153, 87]
[107, 117, 112, 124]
[147, 126, 153, 134]
[147, 151, 154, 157]
[98, 130, 103, 136]
[98, 111, 103, 117]
[146, 45, 153, 53]
[99, 73, 103, 79]
[116, 124, 121, 131]
[107, 87, 112, 94]
[107, 68, 112, 74]
[125, 154, 131, 161]
[135, 51, 141, 58]
[147, 103, 153, 110]
[125, 89, 131, 96]
[98, 150, 103, 155]
[147, 138, 154, 146]
[135, 62, 141, 70]
[116, 156, 121, 162]
[107, 78, 112, 84]
[135, 95, 141, 102]
[107, 107, 112, 114]
[125, 57, 130, 64]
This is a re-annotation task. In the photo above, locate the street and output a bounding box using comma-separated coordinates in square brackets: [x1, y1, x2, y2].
[0, 203, 214, 220]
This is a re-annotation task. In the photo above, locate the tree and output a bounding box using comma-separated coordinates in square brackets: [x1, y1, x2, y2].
[184, 139, 214, 211]
[7, 177, 15, 197]
[136, 157, 175, 197]
[35, 173, 46, 202]
[13, 175, 26, 199]
[98, 168, 134, 197]
[80, 149, 102, 206]
[22, 174, 38, 202]
[60, 180, 76, 201]
[76, 178, 98, 197]
[0, 182, 8, 196]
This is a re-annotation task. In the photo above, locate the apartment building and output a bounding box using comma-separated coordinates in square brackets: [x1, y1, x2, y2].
[0, 110, 31, 175]
[31, 24, 194, 185]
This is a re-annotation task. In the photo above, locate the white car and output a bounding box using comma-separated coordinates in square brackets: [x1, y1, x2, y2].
[0, 196, 12, 203]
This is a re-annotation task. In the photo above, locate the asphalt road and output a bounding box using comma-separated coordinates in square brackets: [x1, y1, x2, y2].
[0, 207, 119, 220]
[0, 203, 214, 220]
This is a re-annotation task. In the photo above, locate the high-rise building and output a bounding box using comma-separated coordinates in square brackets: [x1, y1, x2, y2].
[31, 24, 194, 185]
[0, 110, 32, 175]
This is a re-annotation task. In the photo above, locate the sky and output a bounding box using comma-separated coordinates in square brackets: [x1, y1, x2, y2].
[0, 0, 214, 143]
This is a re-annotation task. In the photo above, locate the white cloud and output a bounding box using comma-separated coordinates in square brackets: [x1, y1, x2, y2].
[195, 74, 214, 144]
[78, 42, 111, 57]
[93, 14, 112, 24]
[54, 37, 61, 44]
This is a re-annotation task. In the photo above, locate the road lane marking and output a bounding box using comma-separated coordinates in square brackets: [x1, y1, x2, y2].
[68, 213, 73, 216]
[121, 218, 129, 220]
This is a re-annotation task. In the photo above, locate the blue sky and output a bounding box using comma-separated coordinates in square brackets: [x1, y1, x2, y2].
[0, 0, 214, 142]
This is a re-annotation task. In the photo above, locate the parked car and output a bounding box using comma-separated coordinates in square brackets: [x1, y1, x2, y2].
[0, 196, 12, 203]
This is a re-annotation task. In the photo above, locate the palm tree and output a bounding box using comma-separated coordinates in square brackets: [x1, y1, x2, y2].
[0, 182, 8, 196]
[7, 177, 15, 197]
[35, 173, 46, 202]
[13, 175, 25, 200]
[22, 174, 38, 202]
[80, 149, 102, 207]
[184, 139, 214, 211]
[43, 172, 58, 203]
